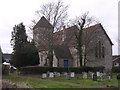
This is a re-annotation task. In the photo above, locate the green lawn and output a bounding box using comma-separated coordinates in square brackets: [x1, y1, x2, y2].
[2, 74, 119, 88]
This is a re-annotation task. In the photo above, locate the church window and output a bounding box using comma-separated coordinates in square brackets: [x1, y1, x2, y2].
[98, 41, 101, 58]
[102, 46, 105, 58]
[95, 43, 98, 57]
[95, 41, 105, 58]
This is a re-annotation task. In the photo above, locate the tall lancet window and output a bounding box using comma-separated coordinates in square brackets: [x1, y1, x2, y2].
[98, 41, 101, 58]
[102, 45, 105, 58]
[95, 43, 98, 57]
[95, 41, 105, 58]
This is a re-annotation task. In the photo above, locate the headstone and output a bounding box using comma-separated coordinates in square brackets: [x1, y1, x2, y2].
[49, 72, 54, 78]
[83, 72, 87, 79]
[97, 72, 100, 77]
[88, 72, 94, 78]
[108, 73, 112, 80]
[70, 72, 75, 78]
[57, 72, 60, 77]
[54, 72, 57, 77]
[93, 73, 97, 81]
[47, 71, 50, 77]
[64, 72, 68, 77]
[91, 73, 94, 79]
[66, 74, 70, 80]
[100, 73, 104, 81]
[42, 73, 47, 78]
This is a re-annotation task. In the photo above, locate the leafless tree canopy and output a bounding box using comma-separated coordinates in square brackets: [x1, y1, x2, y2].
[66, 12, 98, 29]
[68, 12, 98, 66]
[34, 0, 68, 31]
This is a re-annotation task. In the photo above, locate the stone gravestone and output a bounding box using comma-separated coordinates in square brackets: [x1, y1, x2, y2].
[108, 73, 112, 80]
[83, 72, 87, 79]
[54, 72, 57, 77]
[66, 74, 70, 80]
[57, 72, 60, 77]
[42, 73, 47, 79]
[64, 72, 68, 77]
[49, 72, 54, 78]
[91, 73, 94, 79]
[100, 72, 104, 81]
[93, 73, 97, 81]
[88, 72, 93, 79]
[70, 72, 75, 78]
[97, 72, 100, 77]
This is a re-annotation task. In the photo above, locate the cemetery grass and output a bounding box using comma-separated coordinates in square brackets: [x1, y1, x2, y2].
[2, 74, 118, 88]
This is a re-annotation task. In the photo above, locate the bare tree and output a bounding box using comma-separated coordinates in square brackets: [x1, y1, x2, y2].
[32, 1, 68, 67]
[68, 12, 98, 67]
[32, 0, 68, 31]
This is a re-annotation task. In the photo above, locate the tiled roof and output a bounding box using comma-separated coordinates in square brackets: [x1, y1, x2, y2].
[54, 24, 113, 46]
[33, 16, 53, 30]
[54, 25, 78, 47]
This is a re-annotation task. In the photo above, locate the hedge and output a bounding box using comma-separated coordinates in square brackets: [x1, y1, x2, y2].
[20, 66, 105, 75]
[112, 67, 120, 73]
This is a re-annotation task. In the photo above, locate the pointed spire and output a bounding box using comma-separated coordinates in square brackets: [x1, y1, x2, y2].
[33, 16, 53, 30]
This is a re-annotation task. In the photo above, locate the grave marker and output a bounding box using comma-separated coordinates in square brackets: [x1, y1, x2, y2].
[42, 73, 47, 79]
[70, 72, 75, 78]
[49, 72, 54, 78]
[83, 72, 87, 79]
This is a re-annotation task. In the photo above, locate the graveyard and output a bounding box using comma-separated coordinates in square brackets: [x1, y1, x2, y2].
[2, 72, 119, 88]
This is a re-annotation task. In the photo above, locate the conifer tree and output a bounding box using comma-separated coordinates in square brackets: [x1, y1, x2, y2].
[11, 23, 39, 67]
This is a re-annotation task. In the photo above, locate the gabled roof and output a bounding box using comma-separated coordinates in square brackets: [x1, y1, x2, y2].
[54, 45, 73, 59]
[54, 24, 113, 47]
[33, 16, 53, 30]
[113, 57, 120, 64]
[82, 24, 113, 45]
[98, 24, 113, 45]
[3, 53, 12, 60]
[54, 25, 78, 46]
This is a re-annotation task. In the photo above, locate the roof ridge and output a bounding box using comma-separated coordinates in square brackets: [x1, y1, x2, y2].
[83, 23, 101, 30]
[33, 16, 53, 30]
[54, 25, 78, 34]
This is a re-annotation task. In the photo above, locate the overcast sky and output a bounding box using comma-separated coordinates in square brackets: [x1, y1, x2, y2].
[0, 0, 119, 55]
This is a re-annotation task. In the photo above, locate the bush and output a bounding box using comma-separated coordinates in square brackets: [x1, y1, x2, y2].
[112, 67, 120, 73]
[20, 66, 105, 75]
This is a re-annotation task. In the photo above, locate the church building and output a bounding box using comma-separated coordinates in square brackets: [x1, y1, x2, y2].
[33, 16, 113, 71]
